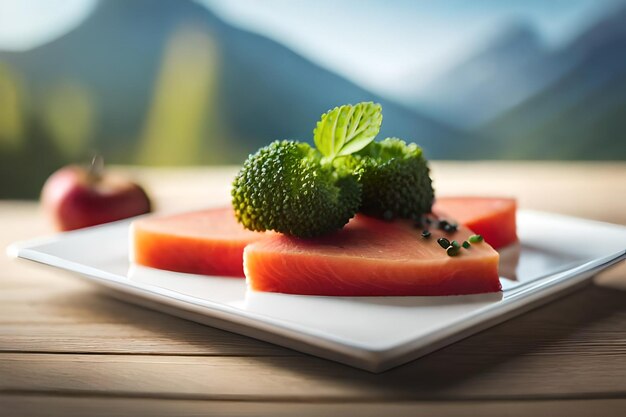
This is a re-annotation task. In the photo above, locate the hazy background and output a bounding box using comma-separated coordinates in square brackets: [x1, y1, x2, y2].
[1, 0, 625, 198]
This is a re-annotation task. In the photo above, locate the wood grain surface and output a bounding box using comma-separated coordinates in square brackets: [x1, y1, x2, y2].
[1, 163, 625, 416]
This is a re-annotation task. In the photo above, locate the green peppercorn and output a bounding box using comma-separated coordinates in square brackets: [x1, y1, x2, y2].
[469, 234, 484, 243]
[437, 237, 450, 249]
[451, 240, 461, 249]
[447, 246, 460, 257]
[421, 230, 431, 238]
[462, 241, 471, 249]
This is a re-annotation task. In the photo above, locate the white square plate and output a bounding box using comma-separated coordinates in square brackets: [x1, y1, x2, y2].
[8, 210, 626, 372]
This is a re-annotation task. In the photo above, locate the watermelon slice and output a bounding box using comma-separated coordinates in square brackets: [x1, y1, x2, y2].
[244, 215, 501, 296]
[131, 207, 267, 277]
[434, 197, 517, 249]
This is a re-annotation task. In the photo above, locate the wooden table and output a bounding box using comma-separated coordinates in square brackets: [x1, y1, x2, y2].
[2, 163, 625, 416]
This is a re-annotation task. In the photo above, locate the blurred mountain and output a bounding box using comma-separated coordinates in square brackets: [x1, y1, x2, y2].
[0, 0, 471, 170]
[410, 22, 572, 128]
[480, 3, 626, 159]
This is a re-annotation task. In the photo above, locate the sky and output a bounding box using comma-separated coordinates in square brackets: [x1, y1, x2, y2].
[201, 0, 617, 98]
[0, 0, 619, 99]
[0, 0, 97, 50]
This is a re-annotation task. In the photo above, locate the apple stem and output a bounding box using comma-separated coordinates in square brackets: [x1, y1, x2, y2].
[88, 154, 104, 183]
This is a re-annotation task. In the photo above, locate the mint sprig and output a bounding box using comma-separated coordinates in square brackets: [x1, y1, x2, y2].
[313, 102, 382, 161]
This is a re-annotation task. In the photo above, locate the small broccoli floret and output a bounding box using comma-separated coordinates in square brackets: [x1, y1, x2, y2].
[232, 140, 361, 238]
[354, 138, 434, 219]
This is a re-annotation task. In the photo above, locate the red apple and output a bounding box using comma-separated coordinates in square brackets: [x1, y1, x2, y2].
[41, 158, 152, 231]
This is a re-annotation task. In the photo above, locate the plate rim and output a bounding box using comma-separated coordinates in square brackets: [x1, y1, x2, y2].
[7, 209, 626, 372]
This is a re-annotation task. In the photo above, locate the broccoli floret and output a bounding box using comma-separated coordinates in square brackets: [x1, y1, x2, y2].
[353, 138, 434, 219]
[232, 140, 361, 238]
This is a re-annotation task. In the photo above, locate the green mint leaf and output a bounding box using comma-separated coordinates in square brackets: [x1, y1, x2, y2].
[313, 102, 382, 160]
